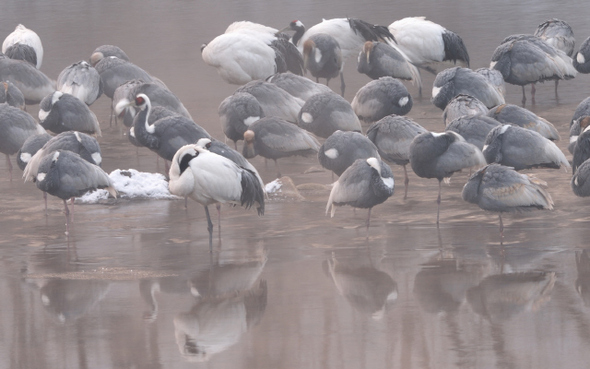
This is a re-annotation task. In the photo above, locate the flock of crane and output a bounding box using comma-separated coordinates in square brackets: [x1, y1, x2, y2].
[1, 16, 590, 246]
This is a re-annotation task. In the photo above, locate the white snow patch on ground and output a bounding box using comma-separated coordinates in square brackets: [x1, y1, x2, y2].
[77, 169, 179, 203]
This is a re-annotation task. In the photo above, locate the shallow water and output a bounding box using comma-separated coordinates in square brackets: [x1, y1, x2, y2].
[2, 1, 590, 368]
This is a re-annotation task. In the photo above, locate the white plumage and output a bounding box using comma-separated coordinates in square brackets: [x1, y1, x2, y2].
[2, 24, 43, 69]
[169, 144, 265, 249]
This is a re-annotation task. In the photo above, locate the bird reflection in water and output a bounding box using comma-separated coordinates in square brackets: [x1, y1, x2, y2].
[325, 250, 397, 320]
[467, 271, 556, 322]
[413, 256, 487, 314]
[575, 250, 590, 307]
[173, 249, 268, 362]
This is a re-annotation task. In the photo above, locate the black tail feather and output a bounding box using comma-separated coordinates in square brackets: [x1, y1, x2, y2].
[240, 168, 265, 215]
[442, 30, 470, 67]
[348, 18, 395, 43]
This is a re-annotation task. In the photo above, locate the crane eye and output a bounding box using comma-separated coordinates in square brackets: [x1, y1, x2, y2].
[205, 142, 212, 149]
[135, 96, 145, 105]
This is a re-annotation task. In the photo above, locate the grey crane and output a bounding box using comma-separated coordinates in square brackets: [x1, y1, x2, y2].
[235, 80, 304, 123]
[302, 33, 344, 95]
[409, 131, 485, 224]
[319, 130, 380, 177]
[168, 144, 265, 250]
[356, 41, 421, 91]
[482, 124, 569, 171]
[432, 67, 504, 110]
[23, 130, 103, 183]
[445, 114, 501, 151]
[242, 116, 320, 177]
[218, 92, 264, 149]
[116, 93, 210, 163]
[572, 159, 590, 197]
[33, 150, 116, 235]
[266, 72, 332, 102]
[0, 54, 55, 104]
[490, 34, 576, 105]
[569, 116, 590, 154]
[573, 36, 590, 74]
[89, 45, 130, 67]
[366, 115, 427, 198]
[571, 96, 590, 127]
[298, 92, 361, 138]
[442, 94, 489, 126]
[0, 80, 25, 110]
[16, 132, 52, 171]
[534, 18, 575, 93]
[487, 103, 560, 141]
[462, 163, 554, 235]
[351, 76, 413, 124]
[0, 104, 46, 180]
[56, 61, 102, 105]
[39, 91, 102, 136]
[326, 157, 394, 233]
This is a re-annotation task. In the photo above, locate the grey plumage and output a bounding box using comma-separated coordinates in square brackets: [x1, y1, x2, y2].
[409, 130, 485, 224]
[0, 80, 25, 110]
[114, 80, 192, 128]
[236, 80, 304, 123]
[56, 61, 102, 105]
[0, 54, 55, 104]
[462, 163, 553, 233]
[571, 97, 590, 127]
[127, 105, 180, 148]
[569, 116, 590, 154]
[90, 45, 130, 67]
[534, 19, 575, 57]
[487, 104, 560, 141]
[302, 33, 344, 95]
[298, 92, 361, 138]
[168, 144, 265, 249]
[23, 131, 102, 183]
[242, 116, 320, 177]
[95, 56, 153, 99]
[432, 67, 504, 110]
[16, 132, 52, 171]
[34, 150, 116, 234]
[218, 92, 264, 147]
[573, 36, 590, 74]
[0, 104, 46, 179]
[39, 91, 101, 136]
[475, 67, 506, 97]
[266, 72, 332, 102]
[490, 34, 576, 105]
[4, 43, 37, 67]
[357, 41, 421, 86]
[366, 115, 427, 198]
[572, 159, 590, 197]
[112, 79, 144, 127]
[482, 125, 569, 171]
[319, 131, 380, 177]
[351, 77, 412, 123]
[442, 94, 489, 126]
[116, 94, 210, 162]
[445, 114, 501, 150]
[573, 125, 590, 173]
[326, 157, 394, 231]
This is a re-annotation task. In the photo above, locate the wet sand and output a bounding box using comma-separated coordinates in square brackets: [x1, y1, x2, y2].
[2, 1, 590, 368]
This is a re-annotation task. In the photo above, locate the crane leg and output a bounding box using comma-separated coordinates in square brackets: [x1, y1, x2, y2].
[521, 86, 527, 106]
[204, 205, 214, 252]
[403, 165, 409, 199]
[531, 83, 536, 105]
[339, 72, 346, 97]
[365, 208, 372, 238]
[499, 213, 504, 238]
[436, 180, 442, 226]
[63, 199, 71, 235]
